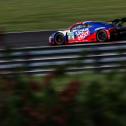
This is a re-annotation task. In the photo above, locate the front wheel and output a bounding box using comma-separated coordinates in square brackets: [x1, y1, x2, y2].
[96, 30, 108, 42]
[54, 32, 65, 45]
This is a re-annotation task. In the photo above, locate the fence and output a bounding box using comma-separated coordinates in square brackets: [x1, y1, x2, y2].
[0, 41, 126, 76]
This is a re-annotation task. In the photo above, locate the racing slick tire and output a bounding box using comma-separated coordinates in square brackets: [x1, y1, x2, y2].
[54, 32, 65, 45]
[96, 30, 108, 42]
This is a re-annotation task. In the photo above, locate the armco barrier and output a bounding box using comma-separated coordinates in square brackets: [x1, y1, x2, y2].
[0, 41, 126, 76]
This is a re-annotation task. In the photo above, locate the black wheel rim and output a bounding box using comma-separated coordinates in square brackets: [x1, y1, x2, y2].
[55, 34, 64, 44]
[97, 31, 107, 41]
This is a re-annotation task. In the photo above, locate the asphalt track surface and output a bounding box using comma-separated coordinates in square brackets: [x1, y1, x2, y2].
[0, 30, 126, 48]
[0, 30, 55, 48]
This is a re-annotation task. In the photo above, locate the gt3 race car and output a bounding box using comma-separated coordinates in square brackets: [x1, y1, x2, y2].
[49, 18, 126, 45]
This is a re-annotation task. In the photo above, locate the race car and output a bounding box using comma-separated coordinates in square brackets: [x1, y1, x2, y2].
[49, 18, 126, 45]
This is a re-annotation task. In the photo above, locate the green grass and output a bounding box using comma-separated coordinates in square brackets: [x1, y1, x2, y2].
[0, 0, 126, 32]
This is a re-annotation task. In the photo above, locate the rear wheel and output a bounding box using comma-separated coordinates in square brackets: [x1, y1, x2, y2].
[54, 32, 65, 45]
[96, 30, 108, 42]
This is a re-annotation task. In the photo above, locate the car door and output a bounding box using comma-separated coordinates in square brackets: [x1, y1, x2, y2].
[68, 24, 90, 42]
[67, 24, 82, 41]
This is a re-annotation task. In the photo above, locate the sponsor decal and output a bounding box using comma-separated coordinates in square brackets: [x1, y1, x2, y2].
[67, 28, 90, 41]
[74, 28, 89, 36]
[77, 30, 90, 40]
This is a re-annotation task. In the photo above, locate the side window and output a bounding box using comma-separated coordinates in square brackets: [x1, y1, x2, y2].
[83, 24, 92, 28]
[71, 24, 83, 31]
[71, 24, 91, 32]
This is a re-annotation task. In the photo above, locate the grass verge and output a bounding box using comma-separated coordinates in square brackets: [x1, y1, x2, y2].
[0, 0, 126, 31]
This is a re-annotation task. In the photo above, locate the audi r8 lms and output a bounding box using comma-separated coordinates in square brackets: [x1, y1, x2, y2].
[49, 18, 126, 45]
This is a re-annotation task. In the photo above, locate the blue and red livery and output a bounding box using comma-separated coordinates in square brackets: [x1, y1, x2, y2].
[49, 18, 126, 45]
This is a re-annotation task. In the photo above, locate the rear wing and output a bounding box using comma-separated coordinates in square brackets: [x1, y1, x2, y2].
[112, 17, 126, 26]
